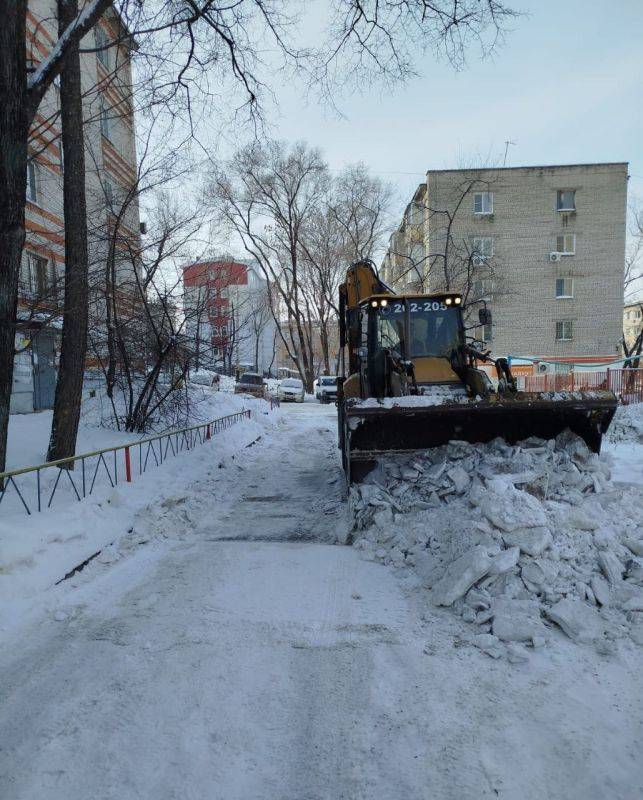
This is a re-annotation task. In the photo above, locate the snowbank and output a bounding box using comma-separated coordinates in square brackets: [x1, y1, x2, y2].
[606, 403, 643, 444]
[0, 396, 284, 635]
[351, 431, 643, 661]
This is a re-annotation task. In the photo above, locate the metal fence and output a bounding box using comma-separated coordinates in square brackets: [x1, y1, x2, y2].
[0, 410, 251, 516]
[524, 368, 643, 404]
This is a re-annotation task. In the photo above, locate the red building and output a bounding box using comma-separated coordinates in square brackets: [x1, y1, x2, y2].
[182, 258, 255, 368]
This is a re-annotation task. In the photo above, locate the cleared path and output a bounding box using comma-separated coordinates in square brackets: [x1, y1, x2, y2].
[1, 404, 641, 800]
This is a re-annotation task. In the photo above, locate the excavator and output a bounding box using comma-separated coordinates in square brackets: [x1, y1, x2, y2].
[337, 260, 617, 483]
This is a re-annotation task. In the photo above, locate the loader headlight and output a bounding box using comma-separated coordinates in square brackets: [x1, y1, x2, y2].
[371, 300, 378, 307]
[445, 297, 453, 305]
[380, 299, 388, 307]
[455, 297, 462, 305]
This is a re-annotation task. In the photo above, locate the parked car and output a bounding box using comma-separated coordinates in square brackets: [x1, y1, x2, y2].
[315, 375, 338, 404]
[190, 369, 220, 390]
[234, 372, 266, 398]
[278, 378, 305, 403]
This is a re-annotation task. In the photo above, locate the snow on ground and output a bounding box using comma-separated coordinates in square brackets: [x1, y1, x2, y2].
[0, 390, 283, 634]
[1, 403, 643, 799]
[603, 403, 643, 487]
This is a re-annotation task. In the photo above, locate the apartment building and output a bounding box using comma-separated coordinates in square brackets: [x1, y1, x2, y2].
[12, 2, 140, 413]
[624, 302, 643, 350]
[274, 320, 340, 379]
[382, 163, 628, 371]
[183, 259, 276, 374]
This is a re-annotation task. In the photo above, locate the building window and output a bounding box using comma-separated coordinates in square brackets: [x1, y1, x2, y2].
[474, 192, 493, 215]
[555, 278, 574, 298]
[21, 252, 56, 298]
[26, 160, 38, 203]
[472, 279, 494, 300]
[556, 190, 575, 211]
[212, 326, 219, 336]
[555, 320, 573, 341]
[472, 236, 494, 262]
[100, 96, 111, 140]
[556, 233, 575, 255]
[221, 325, 228, 336]
[220, 286, 229, 299]
[95, 27, 110, 69]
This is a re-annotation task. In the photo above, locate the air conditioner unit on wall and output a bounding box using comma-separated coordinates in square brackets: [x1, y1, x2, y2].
[549, 252, 562, 262]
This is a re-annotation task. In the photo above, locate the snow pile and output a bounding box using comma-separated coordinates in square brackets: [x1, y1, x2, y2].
[606, 403, 643, 444]
[350, 431, 643, 661]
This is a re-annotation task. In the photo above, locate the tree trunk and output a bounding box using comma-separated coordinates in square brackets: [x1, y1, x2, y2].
[47, 0, 89, 464]
[0, 0, 29, 475]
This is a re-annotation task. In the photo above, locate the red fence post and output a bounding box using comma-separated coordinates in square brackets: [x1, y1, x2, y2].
[206, 423, 211, 440]
[124, 446, 132, 483]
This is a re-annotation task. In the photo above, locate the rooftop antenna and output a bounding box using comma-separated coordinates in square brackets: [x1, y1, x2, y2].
[503, 141, 516, 166]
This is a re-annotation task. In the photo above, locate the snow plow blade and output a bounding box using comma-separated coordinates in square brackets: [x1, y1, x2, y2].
[342, 391, 617, 484]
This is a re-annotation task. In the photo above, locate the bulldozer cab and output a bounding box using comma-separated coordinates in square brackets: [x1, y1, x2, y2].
[357, 293, 466, 397]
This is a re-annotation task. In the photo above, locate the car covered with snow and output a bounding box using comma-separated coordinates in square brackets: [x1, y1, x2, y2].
[278, 378, 305, 403]
[315, 375, 338, 404]
[190, 369, 220, 389]
[234, 372, 266, 398]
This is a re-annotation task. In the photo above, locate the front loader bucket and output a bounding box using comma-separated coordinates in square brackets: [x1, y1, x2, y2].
[341, 391, 617, 484]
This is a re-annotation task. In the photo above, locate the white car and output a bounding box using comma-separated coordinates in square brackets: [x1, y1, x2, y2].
[278, 378, 305, 403]
[190, 369, 220, 390]
[315, 375, 338, 404]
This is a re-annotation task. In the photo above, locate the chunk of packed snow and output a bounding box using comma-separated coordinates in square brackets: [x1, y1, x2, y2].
[502, 527, 552, 557]
[350, 430, 643, 658]
[546, 598, 609, 644]
[431, 546, 492, 606]
[492, 598, 547, 643]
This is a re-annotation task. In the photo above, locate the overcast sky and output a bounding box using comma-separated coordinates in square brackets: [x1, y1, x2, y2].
[261, 0, 642, 216]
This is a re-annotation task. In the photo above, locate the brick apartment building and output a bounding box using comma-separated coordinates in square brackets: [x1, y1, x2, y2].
[382, 163, 628, 374]
[624, 301, 643, 351]
[182, 259, 276, 374]
[12, 3, 140, 413]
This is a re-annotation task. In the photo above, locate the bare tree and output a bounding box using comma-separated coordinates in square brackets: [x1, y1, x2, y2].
[1, 0, 519, 471]
[301, 163, 393, 372]
[212, 141, 328, 391]
[625, 199, 642, 302]
[46, 0, 91, 464]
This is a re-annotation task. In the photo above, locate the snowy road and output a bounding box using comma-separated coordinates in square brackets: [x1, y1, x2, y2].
[1, 405, 642, 799]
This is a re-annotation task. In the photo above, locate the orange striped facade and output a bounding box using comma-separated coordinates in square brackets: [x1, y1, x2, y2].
[21, 4, 139, 314]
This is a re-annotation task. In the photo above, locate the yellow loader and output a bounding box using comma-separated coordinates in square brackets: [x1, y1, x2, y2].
[337, 261, 617, 483]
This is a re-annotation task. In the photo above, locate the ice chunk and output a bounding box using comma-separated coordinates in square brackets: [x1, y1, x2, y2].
[502, 527, 552, 557]
[590, 574, 611, 607]
[488, 546, 520, 575]
[624, 538, 643, 557]
[491, 598, 546, 643]
[447, 465, 470, 493]
[480, 487, 547, 532]
[506, 643, 530, 663]
[431, 546, 493, 607]
[562, 506, 600, 531]
[546, 598, 608, 644]
[473, 633, 505, 659]
[598, 551, 624, 586]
